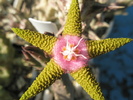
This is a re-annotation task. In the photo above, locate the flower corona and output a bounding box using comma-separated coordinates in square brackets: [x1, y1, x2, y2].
[53, 35, 89, 72]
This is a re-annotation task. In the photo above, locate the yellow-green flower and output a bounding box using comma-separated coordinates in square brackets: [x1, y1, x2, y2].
[12, 0, 133, 100]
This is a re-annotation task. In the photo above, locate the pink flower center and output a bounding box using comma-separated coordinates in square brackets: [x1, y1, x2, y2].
[53, 35, 89, 73]
[60, 38, 87, 61]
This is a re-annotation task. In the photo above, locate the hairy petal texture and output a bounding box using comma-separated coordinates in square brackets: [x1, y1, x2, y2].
[12, 28, 57, 55]
[71, 67, 105, 100]
[53, 35, 89, 73]
[62, 0, 82, 36]
[19, 59, 63, 100]
[87, 38, 133, 58]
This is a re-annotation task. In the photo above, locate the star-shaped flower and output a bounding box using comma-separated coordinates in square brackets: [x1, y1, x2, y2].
[12, 0, 133, 100]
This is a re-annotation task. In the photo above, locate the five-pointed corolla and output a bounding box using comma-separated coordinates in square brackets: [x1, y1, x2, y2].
[11, 0, 133, 100]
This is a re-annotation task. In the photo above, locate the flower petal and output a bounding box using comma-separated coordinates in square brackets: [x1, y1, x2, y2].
[86, 38, 133, 58]
[19, 59, 63, 100]
[12, 28, 57, 55]
[62, 0, 82, 36]
[71, 66, 105, 100]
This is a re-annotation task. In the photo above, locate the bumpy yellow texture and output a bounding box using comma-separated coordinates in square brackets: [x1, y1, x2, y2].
[71, 67, 105, 100]
[87, 38, 133, 58]
[12, 28, 57, 55]
[62, 0, 82, 36]
[19, 59, 63, 100]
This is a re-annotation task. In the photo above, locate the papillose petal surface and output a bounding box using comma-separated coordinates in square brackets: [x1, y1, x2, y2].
[87, 38, 133, 58]
[19, 59, 63, 100]
[71, 66, 105, 100]
[12, 28, 57, 55]
[62, 0, 82, 36]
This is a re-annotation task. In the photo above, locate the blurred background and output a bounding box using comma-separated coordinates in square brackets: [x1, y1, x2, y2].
[0, 0, 133, 100]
